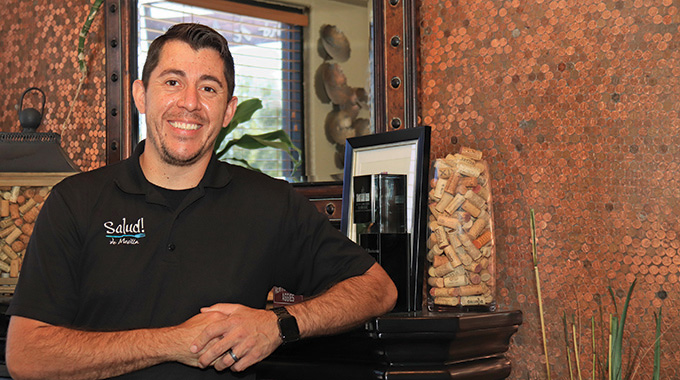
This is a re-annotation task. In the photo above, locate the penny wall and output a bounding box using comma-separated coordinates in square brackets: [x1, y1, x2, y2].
[2, 0, 680, 378]
[0, 0, 107, 172]
[418, 0, 680, 378]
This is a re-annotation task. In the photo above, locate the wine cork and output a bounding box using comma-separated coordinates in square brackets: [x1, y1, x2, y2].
[456, 162, 482, 178]
[0, 226, 16, 239]
[465, 262, 484, 273]
[434, 296, 460, 306]
[437, 215, 460, 230]
[443, 274, 468, 287]
[434, 226, 449, 248]
[461, 295, 492, 306]
[476, 184, 490, 201]
[443, 245, 463, 267]
[455, 245, 473, 266]
[428, 203, 441, 220]
[475, 162, 486, 176]
[480, 269, 492, 282]
[23, 207, 40, 223]
[481, 246, 493, 257]
[460, 283, 487, 296]
[459, 147, 483, 160]
[458, 176, 478, 189]
[461, 200, 481, 218]
[468, 211, 490, 238]
[0, 200, 9, 217]
[0, 260, 10, 273]
[432, 254, 450, 268]
[428, 276, 444, 288]
[24, 188, 36, 198]
[426, 249, 435, 263]
[9, 187, 20, 203]
[445, 265, 467, 278]
[433, 261, 458, 277]
[431, 287, 457, 297]
[444, 193, 466, 215]
[10, 259, 20, 278]
[473, 230, 493, 249]
[434, 159, 453, 178]
[19, 234, 30, 245]
[5, 228, 22, 245]
[2, 245, 18, 260]
[458, 232, 482, 260]
[430, 283, 486, 297]
[444, 173, 461, 194]
[19, 198, 37, 214]
[11, 241, 25, 253]
[21, 223, 34, 235]
[0, 218, 15, 229]
[433, 178, 447, 199]
[464, 190, 487, 210]
[435, 192, 454, 213]
[449, 233, 463, 247]
[444, 153, 476, 168]
[9, 204, 20, 220]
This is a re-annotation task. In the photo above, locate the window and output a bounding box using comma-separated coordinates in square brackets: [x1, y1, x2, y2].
[136, 0, 305, 179]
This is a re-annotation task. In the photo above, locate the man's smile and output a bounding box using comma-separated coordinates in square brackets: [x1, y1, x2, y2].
[169, 121, 202, 131]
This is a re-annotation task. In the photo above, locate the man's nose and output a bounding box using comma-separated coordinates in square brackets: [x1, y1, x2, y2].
[178, 86, 200, 111]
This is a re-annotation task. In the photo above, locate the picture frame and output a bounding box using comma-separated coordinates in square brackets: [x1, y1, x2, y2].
[341, 126, 431, 311]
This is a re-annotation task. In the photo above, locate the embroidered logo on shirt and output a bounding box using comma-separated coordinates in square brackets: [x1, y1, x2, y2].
[104, 217, 145, 245]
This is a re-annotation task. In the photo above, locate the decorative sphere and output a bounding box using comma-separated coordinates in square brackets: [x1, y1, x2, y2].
[19, 108, 42, 131]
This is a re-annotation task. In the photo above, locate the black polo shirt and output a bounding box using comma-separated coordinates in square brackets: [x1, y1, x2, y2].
[8, 141, 375, 379]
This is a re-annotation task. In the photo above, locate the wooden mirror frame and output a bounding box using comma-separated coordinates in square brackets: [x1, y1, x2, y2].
[103, 0, 418, 165]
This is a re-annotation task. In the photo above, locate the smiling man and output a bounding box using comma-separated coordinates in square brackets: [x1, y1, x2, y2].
[6, 23, 397, 380]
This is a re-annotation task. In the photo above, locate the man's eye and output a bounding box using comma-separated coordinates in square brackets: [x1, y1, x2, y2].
[202, 86, 216, 93]
[166, 80, 179, 86]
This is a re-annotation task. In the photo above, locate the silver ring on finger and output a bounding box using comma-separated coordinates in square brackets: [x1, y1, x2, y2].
[226, 348, 240, 363]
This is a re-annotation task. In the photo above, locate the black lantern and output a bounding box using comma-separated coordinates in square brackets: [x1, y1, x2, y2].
[0, 88, 79, 173]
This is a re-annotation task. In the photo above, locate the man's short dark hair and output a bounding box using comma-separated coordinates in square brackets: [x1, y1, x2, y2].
[141, 23, 236, 99]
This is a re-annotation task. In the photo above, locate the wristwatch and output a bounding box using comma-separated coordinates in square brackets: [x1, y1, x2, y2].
[272, 306, 300, 344]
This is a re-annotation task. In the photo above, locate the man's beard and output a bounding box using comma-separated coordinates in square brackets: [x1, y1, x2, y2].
[148, 111, 209, 167]
[159, 141, 204, 167]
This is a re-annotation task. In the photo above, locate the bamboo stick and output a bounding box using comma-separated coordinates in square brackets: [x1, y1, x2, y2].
[563, 312, 574, 380]
[591, 317, 596, 380]
[530, 209, 551, 380]
[573, 319, 583, 380]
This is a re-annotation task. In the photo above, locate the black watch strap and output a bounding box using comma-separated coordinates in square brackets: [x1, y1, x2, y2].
[272, 306, 300, 344]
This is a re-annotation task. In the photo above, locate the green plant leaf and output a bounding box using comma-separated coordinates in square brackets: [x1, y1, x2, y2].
[214, 98, 263, 152]
[610, 278, 637, 380]
[218, 130, 302, 170]
[653, 307, 662, 380]
[78, 0, 105, 74]
[226, 157, 261, 172]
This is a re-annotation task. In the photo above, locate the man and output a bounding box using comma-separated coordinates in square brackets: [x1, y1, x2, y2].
[6, 23, 397, 379]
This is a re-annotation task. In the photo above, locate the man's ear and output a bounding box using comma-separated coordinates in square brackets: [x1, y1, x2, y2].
[132, 80, 146, 114]
[222, 96, 239, 128]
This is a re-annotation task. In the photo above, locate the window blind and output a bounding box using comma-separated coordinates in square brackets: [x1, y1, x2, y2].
[137, 0, 304, 179]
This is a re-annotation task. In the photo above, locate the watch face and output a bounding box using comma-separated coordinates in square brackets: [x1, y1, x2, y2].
[279, 315, 300, 341]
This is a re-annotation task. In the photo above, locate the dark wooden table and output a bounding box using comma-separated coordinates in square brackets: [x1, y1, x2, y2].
[256, 309, 523, 380]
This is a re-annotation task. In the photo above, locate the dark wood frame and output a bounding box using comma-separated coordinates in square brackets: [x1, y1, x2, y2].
[104, 0, 134, 163]
[103, 0, 419, 164]
[340, 126, 431, 310]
